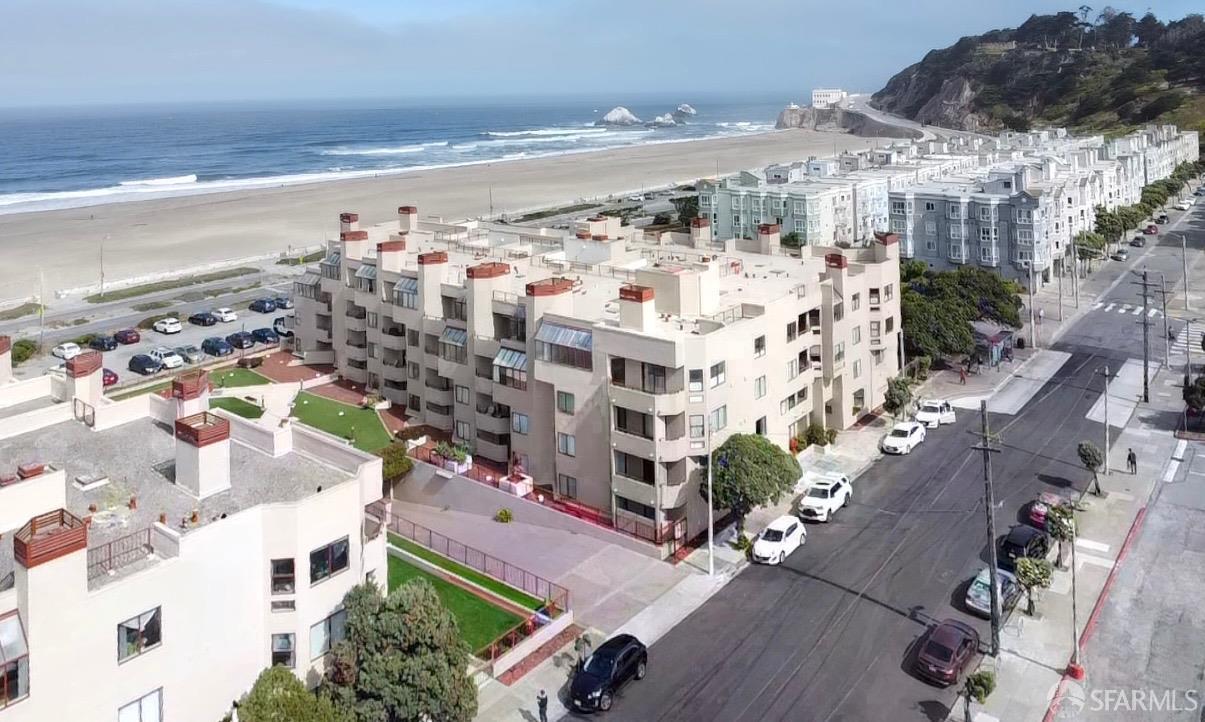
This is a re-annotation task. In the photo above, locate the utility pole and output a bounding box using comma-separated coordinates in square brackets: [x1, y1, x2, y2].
[1072, 242, 1080, 309]
[1159, 274, 1170, 364]
[1057, 251, 1064, 321]
[1027, 261, 1037, 349]
[99, 234, 108, 301]
[1131, 269, 1156, 402]
[973, 400, 1003, 657]
[1099, 365, 1111, 479]
[1184, 233, 1192, 312]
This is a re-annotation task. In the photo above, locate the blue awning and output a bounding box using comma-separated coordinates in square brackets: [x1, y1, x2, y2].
[354, 263, 377, 280]
[321, 251, 341, 266]
[440, 327, 467, 347]
[492, 347, 528, 371]
[296, 272, 320, 287]
[395, 276, 418, 293]
[534, 322, 592, 351]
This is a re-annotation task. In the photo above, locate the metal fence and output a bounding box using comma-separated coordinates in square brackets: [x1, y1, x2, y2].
[87, 527, 153, 579]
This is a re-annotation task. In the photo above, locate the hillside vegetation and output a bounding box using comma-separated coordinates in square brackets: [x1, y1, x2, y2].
[872, 10, 1205, 140]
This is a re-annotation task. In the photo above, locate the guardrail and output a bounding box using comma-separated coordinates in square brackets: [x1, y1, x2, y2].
[87, 527, 153, 579]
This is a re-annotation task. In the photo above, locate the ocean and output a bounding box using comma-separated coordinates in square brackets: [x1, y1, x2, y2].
[0, 95, 786, 215]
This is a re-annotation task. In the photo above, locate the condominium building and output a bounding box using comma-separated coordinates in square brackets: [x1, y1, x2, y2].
[811, 88, 848, 110]
[292, 209, 901, 544]
[0, 345, 387, 722]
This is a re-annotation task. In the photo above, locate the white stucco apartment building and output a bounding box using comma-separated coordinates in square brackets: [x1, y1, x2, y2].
[0, 342, 387, 722]
[811, 88, 848, 110]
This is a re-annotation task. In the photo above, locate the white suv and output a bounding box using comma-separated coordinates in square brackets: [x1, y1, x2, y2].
[796, 475, 852, 522]
[148, 347, 184, 369]
[51, 342, 82, 360]
[212, 307, 237, 323]
[915, 399, 956, 428]
[152, 317, 182, 334]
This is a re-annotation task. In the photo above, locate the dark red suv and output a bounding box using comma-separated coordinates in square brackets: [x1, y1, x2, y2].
[114, 328, 141, 345]
[913, 619, 979, 686]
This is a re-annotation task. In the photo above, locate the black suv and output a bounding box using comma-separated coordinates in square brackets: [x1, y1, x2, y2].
[570, 634, 647, 713]
[999, 525, 1050, 570]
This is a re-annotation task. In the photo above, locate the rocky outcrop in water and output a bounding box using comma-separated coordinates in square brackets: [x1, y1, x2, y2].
[595, 106, 642, 126]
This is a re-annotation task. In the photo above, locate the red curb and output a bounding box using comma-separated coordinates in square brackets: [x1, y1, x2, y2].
[1041, 504, 1149, 722]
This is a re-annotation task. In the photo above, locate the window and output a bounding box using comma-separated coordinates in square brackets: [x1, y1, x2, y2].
[1018, 229, 1033, 243]
[615, 407, 654, 439]
[0, 616, 27, 710]
[851, 293, 860, 311]
[925, 202, 936, 211]
[616, 496, 655, 520]
[557, 474, 578, 499]
[614, 452, 654, 483]
[786, 321, 797, 342]
[949, 226, 963, 240]
[979, 226, 998, 242]
[397, 288, 418, 309]
[833, 302, 844, 322]
[925, 238, 937, 251]
[271, 559, 295, 595]
[755, 417, 767, 435]
[455, 385, 470, 404]
[886, 317, 894, 333]
[852, 326, 862, 345]
[732, 214, 741, 227]
[689, 414, 705, 439]
[794, 219, 805, 233]
[557, 433, 576, 457]
[1015, 208, 1033, 224]
[407, 328, 419, 346]
[271, 600, 296, 612]
[980, 246, 997, 263]
[834, 342, 845, 363]
[310, 537, 350, 584]
[787, 358, 798, 380]
[688, 369, 703, 392]
[883, 285, 893, 301]
[978, 206, 993, 221]
[272, 633, 296, 667]
[890, 200, 906, 215]
[890, 218, 907, 233]
[366, 312, 378, 329]
[870, 320, 881, 338]
[948, 204, 962, 219]
[753, 335, 766, 358]
[754, 375, 767, 399]
[310, 609, 348, 659]
[853, 360, 862, 379]
[511, 412, 529, 434]
[709, 362, 726, 388]
[924, 220, 937, 236]
[118, 689, 161, 722]
[117, 608, 161, 662]
[455, 420, 471, 440]
[556, 391, 575, 415]
[709, 405, 728, 432]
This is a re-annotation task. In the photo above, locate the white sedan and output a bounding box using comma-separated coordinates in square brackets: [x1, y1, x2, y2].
[751, 515, 806, 565]
[148, 347, 184, 370]
[152, 317, 182, 334]
[880, 421, 926, 455]
[915, 399, 956, 428]
[213, 307, 238, 323]
[51, 342, 82, 360]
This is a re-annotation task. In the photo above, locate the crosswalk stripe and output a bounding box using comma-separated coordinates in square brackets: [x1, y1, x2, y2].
[1104, 303, 1116, 312]
[1148, 308, 1159, 317]
[1093, 302, 1104, 310]
[1132, 306, 1143, 315]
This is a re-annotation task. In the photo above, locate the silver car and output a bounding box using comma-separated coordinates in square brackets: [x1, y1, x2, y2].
[965, 567, 1021, 618]
[173, 345, 203, 364]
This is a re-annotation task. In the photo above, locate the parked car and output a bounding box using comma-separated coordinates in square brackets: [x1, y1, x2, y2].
[152, 317, 182, 334]
[89, 335, 119, 352]
[114, 328, 141, 344]
[751, 515, 806, 564]
[880, 421, 926, 455]
[915, 399, 956, 428]
[201, 336, 234, 357]
[913, 619, 980, 686]
[51, 342, 81, 360]
[569, 634, 648, 713]
[212, 307, 238, 323]
[1157, 213, 1170, 223]
[1143, 224, 1159, 235]
[1176, 200, 1192, 211]
[251, 327, 279, 344]
[1111, 248, 1129, 262]
[1130, 236, 1146, 247]
[174, 345, 203, 364]
[188, 312, 218, 326]
[148, 347, 184, 370]
[273, 316, 294, 337]
[999, 525, 1051, 570]
[102, 368, 119, 387]
[128, 354, 162, 375]
[273, 296, 294, 310]
[796, 475, 852, 523]
[248, 298, 277, 313]
[965, 567, 1021, 618]
[226, 331, 255, 349]
[1027, 491, 1072, 530]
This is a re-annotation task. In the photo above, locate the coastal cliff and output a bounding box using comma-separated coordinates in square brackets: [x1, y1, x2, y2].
[775, 104, 920, 139]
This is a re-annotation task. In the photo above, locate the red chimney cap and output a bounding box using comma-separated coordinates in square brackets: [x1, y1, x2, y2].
[690, 217, 710, 228]
[619, 284, 654, 303]
[525, 277, 575, 297]
[175, 412, 230, 448]
[825, 253, 849, 269]
[575, 230, 592, 239]
[758, 223, 781, 235]
[588, 215, 607, 223]
[66, 351, 102, 378]
[466, 262, 510, 280]
[592, 234, 609, 241]
[874, 231, 900, 246]
[0, 335, 9, 355]
[377, 240, 407, 254]
[340, 230, 368, 242]
[172, 369, 210, 401]
[418, 251, 448, 265]
[339, 212, 359, 224]
[398, 205, 418, 214]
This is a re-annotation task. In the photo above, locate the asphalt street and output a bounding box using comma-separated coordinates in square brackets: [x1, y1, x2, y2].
[605, 202, 1205, 722]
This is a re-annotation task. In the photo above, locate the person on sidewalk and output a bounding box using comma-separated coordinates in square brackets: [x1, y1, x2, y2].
[574, 633, 592, 673]
[959, 366, 967, 385]
[1127, 448, 1138, 474]
[537, 689, 549, 722]
[1038, 308, 1045, 325]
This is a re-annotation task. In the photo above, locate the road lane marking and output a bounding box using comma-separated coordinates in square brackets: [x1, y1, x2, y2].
[1077, 553, 1116, 570]
[1076, 538, 1111, 554]
[1104, 303, 1116, 312]
[1149, 308, 1159, 317]
[1164, 458, 1182, 483]
[1094, 302, 1104, 310]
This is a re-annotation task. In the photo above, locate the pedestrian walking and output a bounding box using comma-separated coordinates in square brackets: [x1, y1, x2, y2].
[537, 689, 548, 722]
[1038, 308, 1045, 325]
[959, 366, 968, 385]
[574, 633, 592, 672]
[1127, 448, 1138, 474]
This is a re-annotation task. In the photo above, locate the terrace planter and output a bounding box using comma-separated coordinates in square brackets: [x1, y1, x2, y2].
[500, 473, 533, 498]
[435, 454, 473, 475]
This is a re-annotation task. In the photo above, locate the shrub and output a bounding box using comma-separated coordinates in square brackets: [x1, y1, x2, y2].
[395, 425, 429, 441]
[434, 441, 468, 463]
[914, 356, 932, 380]
[825, 428, 839, 445]
[70, 333, 99, 347]
[494, 508, 513, 523]
[361, 393, 384, 409]
[804, 423, 828, 447]
[376, 443, 414, 484]
[11, 339, 38, 365]
[731, 533, 753, 556]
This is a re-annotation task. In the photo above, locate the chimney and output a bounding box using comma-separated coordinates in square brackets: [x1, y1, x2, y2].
[339, 211, 359, 233]
[689, 217, 712, 249]
[524, 277, 575, 319]
[340, 229, 369, 261]
[618, 285, 656, 332]
[466, 262, 510, 330]
[398, 205, 418, 233]
[175, 412, 231, 499]
[417, 251, 447, 312]
[377, 238, 407, 274]
[0, 335, 11, 385]
[757, 223, 781, 255]
[172, 369, 210, 418]
[64, 350, 103, 407]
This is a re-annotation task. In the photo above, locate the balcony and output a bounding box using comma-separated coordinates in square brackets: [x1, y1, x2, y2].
[611, 473, 657, 508]
[608, 382, 686, 417]
[381, 360, 407, 381]
[660, 478, 692, 510]
[15, 509, 87, 568]
[381, 330, 405, 350]
[474, 435, 510, 464]
[346, 343, 368, 361]
[611, 428, 656, 460]
[476, 408, 511, 435]
[345, 314, 367, 333]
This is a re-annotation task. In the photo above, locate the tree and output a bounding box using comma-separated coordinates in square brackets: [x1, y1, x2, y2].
[901, 288, 975, 360]
[1077, 441, 1104, 496]
[376, 443, 414, 486]
[707, 433, 801, 536]
[1134, 12, 1166, 47]
[239, 666, 349, 722]
[780, 231, 801, 248]
[1046, 503, 1075, 569]
[1014, 557, 1054, 616]
[963, 670, 997, 722]
[900, 259, 928, 284]
[671, 196, 699, 226]
[651, 212, 673, 226]
[1183, 375, 1205, 425]
[324, 581, 478, 722]
[883, 377, 913, 419]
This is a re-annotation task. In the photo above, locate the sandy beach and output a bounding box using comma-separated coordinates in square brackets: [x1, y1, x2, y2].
[0, 129, 885, 299]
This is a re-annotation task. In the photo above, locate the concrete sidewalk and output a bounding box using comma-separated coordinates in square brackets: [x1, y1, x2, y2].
[951, 368, 1183, 722]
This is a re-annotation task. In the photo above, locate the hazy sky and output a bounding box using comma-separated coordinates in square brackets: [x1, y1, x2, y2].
[0, 0, 1198, 107]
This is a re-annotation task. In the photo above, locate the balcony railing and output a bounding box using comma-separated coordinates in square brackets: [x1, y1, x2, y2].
[87, 527, 154, 579]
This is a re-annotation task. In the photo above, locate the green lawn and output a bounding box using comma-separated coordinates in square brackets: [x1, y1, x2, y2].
[290, 392, 392, 452]
[210, 397, 265, 419]
[210, 368, 270, 388]
[84, 267, 259, 303]
[388, 555, 522, 653]
[388, 534, 543, 611]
